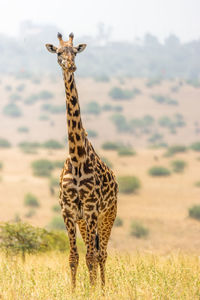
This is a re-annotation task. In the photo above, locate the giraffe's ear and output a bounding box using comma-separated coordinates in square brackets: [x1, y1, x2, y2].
[45, 44, 58, 53]
[73, 44, 87, 54]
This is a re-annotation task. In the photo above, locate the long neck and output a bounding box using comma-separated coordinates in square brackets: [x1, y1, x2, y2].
[63, 71, 86, 164]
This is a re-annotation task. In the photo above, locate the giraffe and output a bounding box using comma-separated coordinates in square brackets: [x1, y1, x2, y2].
[45, 32, 118, 289]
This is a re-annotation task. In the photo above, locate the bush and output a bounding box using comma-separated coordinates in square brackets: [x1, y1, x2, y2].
[52, 204, 61, 213]
[171, 160, 187, 173]
[110, 114, 131, 132]
[43, 139, 64, 149]
[53, 160, 64, 168]
[191, 142, 200, 152]
[31, 159, 55, 177]
[94, 74, 110, 82]
[0, 162, 3, 170]
[148, 166, 171, 177]
[41, 104, 65, 114]
[24, 193, 40, 208]
[3, 103, 22, 117]
[24, 94, 38, 105]
[194, 181, 200, 187]
[109, 87, 135, 100]
[9, 93, 22, 101]
[114, 217, 123, 227]
[38, 90, 54, 100]
[0, 222, 71, 261]
[5, 85, 12, 91]
[130, 221, 149, 238]
[0, 138, 11, 148]
[188, 205, 200, 220]
[39, 115, 49, 121]
[17, 126, 29, 133]
[19, 142, 41, 154]
[118, 147, 136, 156]
[118, 176, 141, 194]
[85, 101, 101, 115]
[164, 145, 187, 157]
[101, 157, 113, 169]
[16, 84, 25, 92]
[87, 130, 98, 138]
[0, 222, 43, 261]
[151, 94, 178, 105]
[102, 141, 121, 150]
[25, 209, 36, 218]
[48, 216, 66, 230]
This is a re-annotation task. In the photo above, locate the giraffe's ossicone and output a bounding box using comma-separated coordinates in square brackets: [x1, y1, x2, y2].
[46, 32, 118, 289]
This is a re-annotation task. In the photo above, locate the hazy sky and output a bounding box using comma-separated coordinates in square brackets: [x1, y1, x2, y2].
[1, 0, 200, 42]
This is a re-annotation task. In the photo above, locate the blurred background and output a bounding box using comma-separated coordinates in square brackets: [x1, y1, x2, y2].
[0, 0, 200, 252]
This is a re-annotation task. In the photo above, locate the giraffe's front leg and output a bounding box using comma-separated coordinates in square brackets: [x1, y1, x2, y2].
[63, 212, 79, 290]
[85, 211, 98, 286]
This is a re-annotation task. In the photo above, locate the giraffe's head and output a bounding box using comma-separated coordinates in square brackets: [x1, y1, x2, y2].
[45, 33, 86, 72]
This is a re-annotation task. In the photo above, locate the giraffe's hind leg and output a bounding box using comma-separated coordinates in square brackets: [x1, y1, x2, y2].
[77, 219, 87, 244]
[97, 204, 117, 287]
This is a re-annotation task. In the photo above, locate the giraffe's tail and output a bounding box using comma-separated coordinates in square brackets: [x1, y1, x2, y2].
[95, 233, 100, 251]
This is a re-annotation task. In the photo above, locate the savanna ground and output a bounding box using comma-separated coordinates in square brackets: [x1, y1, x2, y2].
[1, 252, 200, 299]
[1, 76, 200, 298]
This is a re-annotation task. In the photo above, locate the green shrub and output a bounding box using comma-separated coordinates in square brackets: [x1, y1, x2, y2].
[171, 160, 187, 173]
[164, 145, 187, 157]
[19, 141, 41, 154]
[38, 90, 54, 100]
[3, 103, 22, 117]
[194, 181, 200, 187]
[24, 193, 40, 208]
[9, 93, 22, 101]
[94, 74, 110, 82]
[151, 94, 178, 105]
[110, 114, 131, 132]
[102, 141, 121, 150]
[191, 142, 200, 152]
[102, 104, 112, 111]
[0, 222, 43, 261]
[16, 84, 25, 92]
[0, 222, 72, 261]
[31, 159, 55, 177]
[146, 78, 161, 87]
[148, 133, 163, 144]
[188, 205, 200, 220]
[85, 101, 101, 115]
[0, 138, 11, 148]
[24, 94, 38, 105]
[5, 85, 12, 91]
[43, 139, 64, 149]
[17, 126, 29, 133]
[109, 87, 134, 100]
[0, 162, 3, 170]
[114, 217, 123, 227]
[53, 160, 64, 168]
[118, 176, 141, 194]
[148, 166, 171, 177]
[130, 221, 149, 238]
[48, 216, 66, 230]
[101, 157, 113, 169]
[41, 103, 65, 114]
[39, 115, 49, 121]
[52, 204, 61, 213]
[118, 147, 136, 156]
[25, 209, 36, 218]
[87, 130, 98, 138]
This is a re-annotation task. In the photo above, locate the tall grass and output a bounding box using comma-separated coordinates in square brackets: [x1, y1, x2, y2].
[0, 252, 200, 299]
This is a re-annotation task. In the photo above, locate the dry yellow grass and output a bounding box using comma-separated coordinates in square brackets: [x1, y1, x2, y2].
[1, 251, 200, 299]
